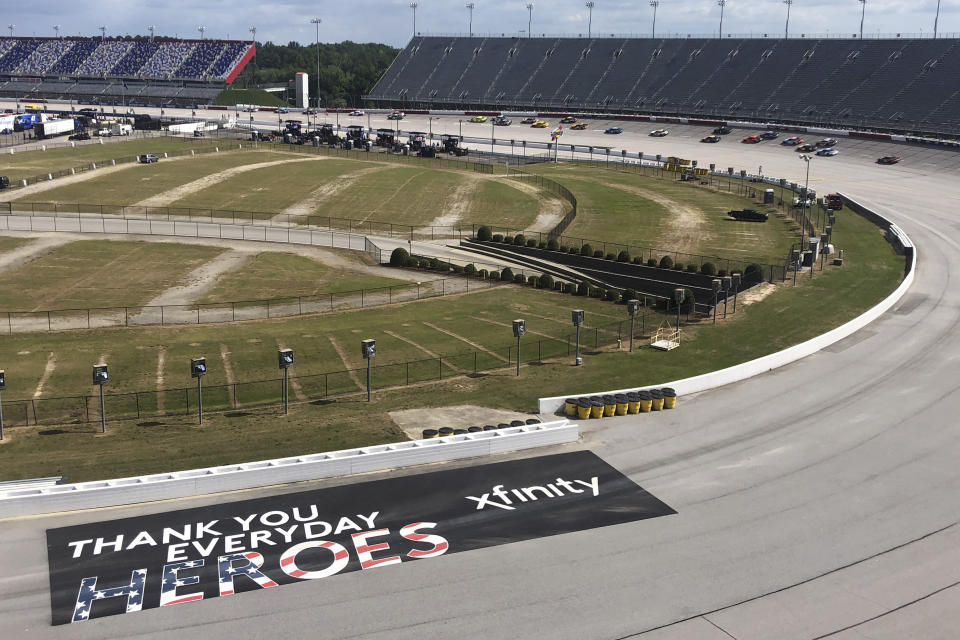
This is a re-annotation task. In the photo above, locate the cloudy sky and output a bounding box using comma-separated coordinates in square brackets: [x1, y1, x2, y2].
[6, 0, 957, 47]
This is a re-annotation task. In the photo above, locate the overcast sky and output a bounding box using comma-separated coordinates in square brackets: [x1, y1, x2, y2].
[6, 1, 958, 48]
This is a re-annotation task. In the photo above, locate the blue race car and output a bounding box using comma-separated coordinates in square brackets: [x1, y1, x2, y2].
[605, 126, 623, 134]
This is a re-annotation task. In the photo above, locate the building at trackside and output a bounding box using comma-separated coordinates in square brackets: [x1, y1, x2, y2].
[366, 35, 960, 137]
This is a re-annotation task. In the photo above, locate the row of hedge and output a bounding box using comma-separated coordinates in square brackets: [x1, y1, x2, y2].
[474, 226, 762, 279]
[388, 248, 697, 311]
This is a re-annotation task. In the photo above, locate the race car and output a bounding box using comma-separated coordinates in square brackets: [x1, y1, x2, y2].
[713, 125, 732, 135]
[877, 155, 901, 164]
[470, 115, 488, 123]
[386, 111, 405, 120]
[796, 143, 817, 152]
[649, 128, 669, 137]
[701, 135, 721, 143]
[560, 116, 578, 124]
[521, 117, 537, 124]
[759, 130, 779, 140]
[815, 138, 838, 148]
[817, 147, 839, 157]
[605, 126, 624, 134]
[571, 122, 589, 130]
[742, 134, 761, 144]
[349, 110, 365, 116]
[781, 136, 803, 146]
[276, 107, 289, 114]
[531, 120, 549, 128]
[493, 116, 512, 126]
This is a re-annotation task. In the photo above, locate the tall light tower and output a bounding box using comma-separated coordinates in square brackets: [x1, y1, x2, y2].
[311, 18, 322, 111]
[7, 24, 13, 38]
[198, 25, 206, 40]
[249, 27, 257, 86]
[717, 0, 726, 38]
[53, 24, 60, 38]
[858, 0, 866, 39]
[466, 3, 475, 36]
[148, 25, 155, 42]
[934, 0, 941, 38]
[526, 3, 534, 38]
[585, 2, 595, 38]
[410, 2, 418, 37]
[99, 25, 107, 42]
[650, 1, 659, 38]
[784, 0, 792, 38]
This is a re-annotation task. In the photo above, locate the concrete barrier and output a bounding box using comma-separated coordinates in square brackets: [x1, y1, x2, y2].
[0, 420, 578, 518]
[539, 205, 916, 414]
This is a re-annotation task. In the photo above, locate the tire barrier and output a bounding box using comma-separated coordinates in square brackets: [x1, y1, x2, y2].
[422, 429, 438, 439]
[567, 391, 678, 419]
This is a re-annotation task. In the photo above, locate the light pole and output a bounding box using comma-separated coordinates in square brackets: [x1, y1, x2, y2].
[858, 0, 866, 39]
[99, 25, 107, 42]
[0, 370, 6, 441]
[784, 0, 792, 38]
[572, 310, 584, 364]
[731, 273, 740, 312]
[798, 154, 812, 282]
[526, 3, 534, 38]
[513, 320, 525, 376]
[711, 279, 721, 324]
[191, 358, 206, 424]
[650, 1, 659, 38]
[934, 0, 941, 37]
[410, 2, 418, 37]
[361, 340, 376, 401]
[626, 300, 639, 352]
[53, 24, 60, 38]
[278, 349, 294, 414]
[148, 25, 155, 43]
[249, 27, 257, 86]
[585, 2, 595, 38]
[466, 3, 475, 37]
[717, 0, 726, 38]
[92, 364, 109, 434]
[198, 25, 205, 40]
[311, 19, 322, 111]
[7, 25, 13, 38]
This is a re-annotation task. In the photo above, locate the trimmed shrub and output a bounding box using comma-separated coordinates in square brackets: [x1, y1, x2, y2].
[560, 245, 570, 253]
[717, 269, 728, 278]
[577, 282, 590, 297]
[686, 264, 699, 273]
[405, 257, 418, 267]
[590, 288, 604, 299]
[537, 241, 546, 249]
[679, 288, 696, 314]
[745, 263, 763, 276]
[617, 250, 631, 263]
[554, 280, 564, 291]
[647, 258, 658, 267]
[492, 233, 504, 243]
[673, 262, 684, 271]
[464, 263, 477, 276]
[500, 267, 514, 281]
[700, 261, 717, 276]
[527, 274, 539, 286]
[476, 226, 492, 241]
[605, 253, 616, 261]
[514, 273, 525, 284]
[547, 239, 559, 251]
[429, 257, 441, 270]
[564, 282, 578, 294]
[659, 255, 674, 269]
[489, 270, 500, 281]
[513, 233, 526, 246]
[478, 268, 488, 279]
[632, 256, 643, 265]
[593, 250, 604, 259]
[623, 288, 637, 302]
[526, 238, 536, 247]
[452, 264, 465, 274]
[539, 274, 554, 290]
[580, 243, 593, 256]
[605, 288, 619, 302]
[389, 247, 409, 267]
[418, 258, 430, 269]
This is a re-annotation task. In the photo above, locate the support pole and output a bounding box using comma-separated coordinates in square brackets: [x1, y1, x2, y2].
[0, 391, 4, 441]
[629, 315, 635, 352]
[283, 368, 289, 414]
[197, 377, 203, 425]
[99, 384, 106, 433]
[367, 358, 372, 401]
[516, 335, 521, 376]
[575, 324, 582, 365]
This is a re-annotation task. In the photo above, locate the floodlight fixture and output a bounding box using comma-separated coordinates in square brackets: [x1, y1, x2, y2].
[410, 2, 418, 36]
[99, 25, 106, 41]
[279, 349, 294, 413]
[198, 25, 206, 39]
[526, 4, 534, 38]
[783, 0, 793, 38]
[361, 339, 376, 401]
[513, 320, 525, 376]
[466, 3, 475, 36]
[858, 0, 866, 40]
[311, 19, 322, 110]
[650, 1, 659, 38]
[191, 357, 206, 424]
[93, 363, 109, 433]
[53, 24, 60, 38]
[717, 0, 727, 38]
[7, 25, 13, 38]
[585, 2, 595, 38]
[148, 25, 155, 42]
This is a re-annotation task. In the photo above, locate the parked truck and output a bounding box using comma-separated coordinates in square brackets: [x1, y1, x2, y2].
[825, 193, 843, 210]
[111, 123, 132, 136]
[35, 118, 76, 139]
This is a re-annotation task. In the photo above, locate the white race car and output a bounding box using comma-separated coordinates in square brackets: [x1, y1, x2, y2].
[649, 128, 669, 137]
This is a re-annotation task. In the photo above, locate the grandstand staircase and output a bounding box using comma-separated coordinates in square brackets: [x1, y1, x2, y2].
[415, 39, 461, 102]
[446, 38, 488, 101]
[550, 39, 596, 104]
[624, 41, 667, 108]
[790, 46, 863, 115]
[828, 43, 909, 119]
[649, 45, 704, 105]
[583, 40, 630, 105]
[482, 40, 522, 103]
[760, 43, 818, 112]
[379, 37, 425, 97]
[516, 39, 561, 103]
[685, 44, 743, 112]
[872, 41, 959, 121]
[720, 42, 780, 111]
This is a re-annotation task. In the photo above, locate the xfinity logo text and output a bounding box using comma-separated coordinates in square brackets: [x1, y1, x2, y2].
[466, 476, 601, 511]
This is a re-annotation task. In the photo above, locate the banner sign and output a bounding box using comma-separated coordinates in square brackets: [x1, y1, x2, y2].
[46, 451, 675, 625]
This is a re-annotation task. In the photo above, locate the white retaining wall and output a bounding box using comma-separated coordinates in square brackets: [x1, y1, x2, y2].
[0, 421, 578, 518]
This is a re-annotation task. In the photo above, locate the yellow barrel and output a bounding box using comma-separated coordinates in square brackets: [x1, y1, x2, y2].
[422, 429, 439, 439]
[438, 427, 454, 437]
[577, 398, 592, 420]
[662, 387, 677, 409]
[638, 391, 652, 413]
[602, 395, 616, 417]
[650, 389, 664, 411]
[564, 397, 578, 417]
[627, 392, 640, 414]
[615, 393, 629, 416]
[590, 398, 605, 418]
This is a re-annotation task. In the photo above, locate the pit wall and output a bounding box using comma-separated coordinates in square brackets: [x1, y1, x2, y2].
[538, 200, 915, 414]
[0, 421, 577, 518]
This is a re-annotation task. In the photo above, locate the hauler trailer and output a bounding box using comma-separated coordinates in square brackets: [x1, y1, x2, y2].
[35, 118, 76, 139]
[441, 134, 469, 156]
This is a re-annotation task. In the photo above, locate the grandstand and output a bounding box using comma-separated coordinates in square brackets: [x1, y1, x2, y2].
[367, 35, 960, 135]
[0, 36, 253, 106]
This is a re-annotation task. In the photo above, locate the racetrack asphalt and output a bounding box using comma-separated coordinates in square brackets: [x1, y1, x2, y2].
[1, 103, 959, 639]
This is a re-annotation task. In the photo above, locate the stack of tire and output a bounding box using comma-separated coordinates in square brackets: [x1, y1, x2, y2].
[564, 388, 677, 419]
